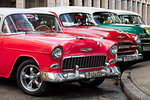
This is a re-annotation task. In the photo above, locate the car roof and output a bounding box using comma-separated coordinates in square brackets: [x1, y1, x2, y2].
[0, 8, 53, 16]
[31, 6, 108, 16]
[109, 9, 140, 16]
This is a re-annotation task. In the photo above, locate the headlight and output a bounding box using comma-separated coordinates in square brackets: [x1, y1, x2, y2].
[52, 46, 63, 59]
[134, 36, 141, 44]
[110, 44, 118, 55]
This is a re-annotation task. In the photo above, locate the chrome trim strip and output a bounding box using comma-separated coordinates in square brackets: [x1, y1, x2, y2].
[118, 45, 138, 49]
[118, 50, 135, 54]
[117, 41, 134, 44]
[40, 66, 120, 82]
[141, 38, 150, 40]
[141, 43, 150, 45]
[117, 51, 143, 62]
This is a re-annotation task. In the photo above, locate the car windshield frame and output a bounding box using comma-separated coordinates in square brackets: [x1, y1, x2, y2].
[119, 15, 145, 25]
[2, 13, 62, 34]
[59, 12, 96, 27]
[93, 12, 121, 24]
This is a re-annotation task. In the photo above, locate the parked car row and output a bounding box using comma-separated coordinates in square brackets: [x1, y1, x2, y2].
[0, 6, 147, 96]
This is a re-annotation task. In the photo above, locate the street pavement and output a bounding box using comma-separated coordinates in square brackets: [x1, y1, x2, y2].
[121, 60, 150, 100]
[0, 78, 128, 100]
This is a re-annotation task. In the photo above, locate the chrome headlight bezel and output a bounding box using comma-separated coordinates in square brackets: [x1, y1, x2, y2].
[110, 44, 118, 55]
[52, 46, 63, 59]
[134, 36, 141, 44]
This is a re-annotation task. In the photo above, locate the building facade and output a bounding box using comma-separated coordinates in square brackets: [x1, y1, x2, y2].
[0, 0, 150, 24]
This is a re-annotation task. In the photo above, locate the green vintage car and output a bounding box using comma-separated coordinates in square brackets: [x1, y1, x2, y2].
[87, 8, 150, 53]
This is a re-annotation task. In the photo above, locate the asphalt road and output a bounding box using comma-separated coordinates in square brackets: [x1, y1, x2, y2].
[0, 77, 129, 100]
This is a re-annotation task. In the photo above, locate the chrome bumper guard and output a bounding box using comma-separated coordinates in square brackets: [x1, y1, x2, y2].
[41, 64, 121, 82]
[117, 50, 143, 62]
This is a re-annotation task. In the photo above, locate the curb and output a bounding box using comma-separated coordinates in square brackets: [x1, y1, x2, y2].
[121, 69, 150, 100]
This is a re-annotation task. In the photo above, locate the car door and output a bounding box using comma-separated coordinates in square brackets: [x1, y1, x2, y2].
[0, 15, 5, 75]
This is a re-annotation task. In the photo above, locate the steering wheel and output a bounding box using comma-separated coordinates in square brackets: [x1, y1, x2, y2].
[35, 25, 50, 31]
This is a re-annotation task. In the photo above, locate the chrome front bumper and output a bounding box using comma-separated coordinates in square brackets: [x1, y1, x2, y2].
[117, 50, 143, 62]
[40, 66, 120, 82]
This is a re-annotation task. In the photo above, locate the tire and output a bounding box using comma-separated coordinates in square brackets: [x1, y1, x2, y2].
[16, 59, 49, 96]
[78, 77, 105, 87]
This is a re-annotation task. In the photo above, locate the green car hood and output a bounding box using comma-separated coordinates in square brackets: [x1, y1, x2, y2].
[140, 25, 150, 37]
[99, 24, 150, 38]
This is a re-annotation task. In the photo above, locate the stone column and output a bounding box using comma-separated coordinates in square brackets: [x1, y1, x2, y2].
[84, 0, 92, 7]
[16, 0, 25, 8]
[127, 0, 132, 11]
[116, 0, 121, 10]
[109, 0, 115, 9]
[47, 0, 55, 7]
[74, 0, 82, 6]
[132, 0, 137, 12]
[137, 2, 142, 16]
[102, 0, 109, 9]
[93, 0, 100, 8]
[143, 4, 147, 25]
[55, 0, 64, 6]
[148, 5, 150, 25]
[121, 0, 127, 10]
[64, 0, 69, 6]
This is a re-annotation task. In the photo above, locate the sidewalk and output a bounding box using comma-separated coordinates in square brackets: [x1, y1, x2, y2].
[121, 61, 150, 100]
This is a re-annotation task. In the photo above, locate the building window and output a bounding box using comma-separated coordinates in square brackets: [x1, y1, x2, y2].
[82, 0, 84, 6]
[92, 0, 94, 7]
[25, 0, 47, 8]
[100, 0, 102, 8]
[69, 0, 74, 6]
[0, 0, 16, 7]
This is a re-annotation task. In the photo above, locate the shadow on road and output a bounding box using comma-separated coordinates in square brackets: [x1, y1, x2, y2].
[0, 77, 128, 100]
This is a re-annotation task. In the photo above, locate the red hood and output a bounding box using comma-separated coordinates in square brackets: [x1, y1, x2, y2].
[4, 33, 116, 56]
[62, 26, 134, 43]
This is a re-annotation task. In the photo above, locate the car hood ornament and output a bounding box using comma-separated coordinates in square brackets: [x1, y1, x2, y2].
[81, 48, 93, 52]
[116, 36, 126, 39]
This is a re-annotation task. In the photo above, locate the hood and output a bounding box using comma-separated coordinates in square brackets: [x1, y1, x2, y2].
[140, 25, 150, 38]
[63, 26, 133, 42]
[99, 24, 146, 38]
[4, 33, 115, 56]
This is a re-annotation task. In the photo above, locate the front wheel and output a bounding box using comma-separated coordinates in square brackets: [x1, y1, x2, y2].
[78, 77, 105, 87]
[16, 60, 49, 96]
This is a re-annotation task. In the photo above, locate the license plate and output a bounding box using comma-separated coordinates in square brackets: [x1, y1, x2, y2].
[143, 46, 150, 51]
[124, 56, 135, 61]
[85, 71, 102, 79]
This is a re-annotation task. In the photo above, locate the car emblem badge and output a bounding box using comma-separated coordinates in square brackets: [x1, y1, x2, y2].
[81, 48, 93, 52]
[116, 36, 126, 39]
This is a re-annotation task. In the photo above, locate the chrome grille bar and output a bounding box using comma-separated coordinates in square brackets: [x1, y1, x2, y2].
[117, 41, 136, 56]
[62, 55, 107, 70]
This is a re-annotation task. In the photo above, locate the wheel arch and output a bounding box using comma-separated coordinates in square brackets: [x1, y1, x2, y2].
[9, 56, 39, 79]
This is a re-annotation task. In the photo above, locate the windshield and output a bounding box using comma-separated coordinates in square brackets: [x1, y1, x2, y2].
[2, 14, 61, 33]
[119, 15, 145, 25]
[59, 13, 95, 27]
[93, 12, 121, 24]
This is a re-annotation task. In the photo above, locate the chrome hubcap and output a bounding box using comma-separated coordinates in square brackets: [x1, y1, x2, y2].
[20, 65, 42, 92]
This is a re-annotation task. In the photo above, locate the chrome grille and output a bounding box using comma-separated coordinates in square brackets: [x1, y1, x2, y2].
[62, 55, 107, 70]
[117, 41, 136, 56]
[141, 38, 150, 45]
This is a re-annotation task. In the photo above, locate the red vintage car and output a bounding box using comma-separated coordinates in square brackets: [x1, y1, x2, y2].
[32, 7, 143, 62]
[0, 8, 120, 96]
